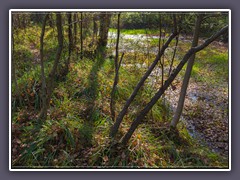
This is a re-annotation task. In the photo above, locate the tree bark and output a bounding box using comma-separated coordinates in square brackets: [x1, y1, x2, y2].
[110, 13, 121, 121]
[96, 13, 111, 57]
[38, 14, 49, 121]
[168, 15, 180, 77]
[64, 13, 73, 75]
[47, 13, 63, 98]
[170, 14, 203, 128]
[39, 13, 63, 121]
[80, 12, 83, 60]
[92, 13, 98, 45]
[121, 25, 228, 144]
[12, 19, 21, 105]
[110, 24, 178, 138]
[73, 13, 77, 48]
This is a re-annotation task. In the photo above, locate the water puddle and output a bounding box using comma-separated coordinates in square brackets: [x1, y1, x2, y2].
[107, 32, 169, 54]
[108, 32, 160, 40]
[187, 92, 198, 103]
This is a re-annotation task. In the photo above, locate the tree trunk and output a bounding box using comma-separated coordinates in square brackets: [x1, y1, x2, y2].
[39, 13, 63, 121]
[47, 13, 63, 100]
[168, 35, 179, 77]
[121, 25, 228, 144]
[170, 14, 203, 128]
[38, 14, 49, 121]
[110, 25, 178, 138]
[110, 13, 121, 121]
[80, 12, 83, 60]
[158, 14, 162, 55]
[64, 13, 73, 75]
[92, 14, 98, 45]
[73, 13, 77, 48]
[12, 20, 21, 105]
[168, 15, 179, 77]
[96, 13, 111, 57]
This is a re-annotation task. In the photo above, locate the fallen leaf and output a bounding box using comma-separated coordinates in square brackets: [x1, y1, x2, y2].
[103, 156, 108, 162]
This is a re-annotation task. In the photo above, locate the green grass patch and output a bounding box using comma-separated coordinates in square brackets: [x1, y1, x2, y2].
[109, 28, 159, 35]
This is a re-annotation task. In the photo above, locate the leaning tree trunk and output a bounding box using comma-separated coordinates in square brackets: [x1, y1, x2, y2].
[170, 14, 203, 128]
[110, 17, 178, 138]
[38, 14, 49, 121]
[121, 25, 228, 144]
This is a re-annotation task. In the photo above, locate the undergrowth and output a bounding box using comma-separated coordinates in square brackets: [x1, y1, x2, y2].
[11, 26, 229, 169]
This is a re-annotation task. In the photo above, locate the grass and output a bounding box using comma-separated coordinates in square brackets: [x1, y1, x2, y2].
[109, 28, 159, 35]
[192, 47, 228, 85]
[11, 26, 229, 168]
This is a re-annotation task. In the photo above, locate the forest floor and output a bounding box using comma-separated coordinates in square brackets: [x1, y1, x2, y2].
[11, 27, 229, 168]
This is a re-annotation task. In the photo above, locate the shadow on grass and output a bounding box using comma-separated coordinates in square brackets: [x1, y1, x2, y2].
[75, 53, 106, 121]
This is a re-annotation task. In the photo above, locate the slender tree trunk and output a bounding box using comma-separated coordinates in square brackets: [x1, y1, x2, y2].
[12, 24, 21, 105]
[39, 13, 63, 121]
[93, 14, 98, 45]
[110, 13, 121, 121]
[160, 15, 165, 89]
[121, 25, 228, 144]
[38, 14, 49, 121]
[80, 12, 83, 60]
[49, 13, 54, 28]
[64, 12, 73, 75]
[168, 36, 179, 77]
[158, 14, 162, 54]
[110, 22, 178, 138]
[73, 13, 77, 48]
[47, 13, 63, 101]
[170, 14, 203, 128]
[168, 15, 179, 77]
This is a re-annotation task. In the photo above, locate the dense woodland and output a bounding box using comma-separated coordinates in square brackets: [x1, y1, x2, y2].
[11, 11, 229, 168]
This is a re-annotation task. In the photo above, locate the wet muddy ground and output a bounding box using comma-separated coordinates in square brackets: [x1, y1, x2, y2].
[165, 81, 229, 156]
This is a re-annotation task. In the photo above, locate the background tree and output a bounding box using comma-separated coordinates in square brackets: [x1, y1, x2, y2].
[73, 13, 77, 49]
[96, 12, 111, 57]
[63, 12, 73, 76]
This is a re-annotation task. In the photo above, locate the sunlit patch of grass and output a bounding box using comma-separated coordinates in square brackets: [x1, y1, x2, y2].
[109, 28, 159, 35]
[192, 47, 228, 85]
